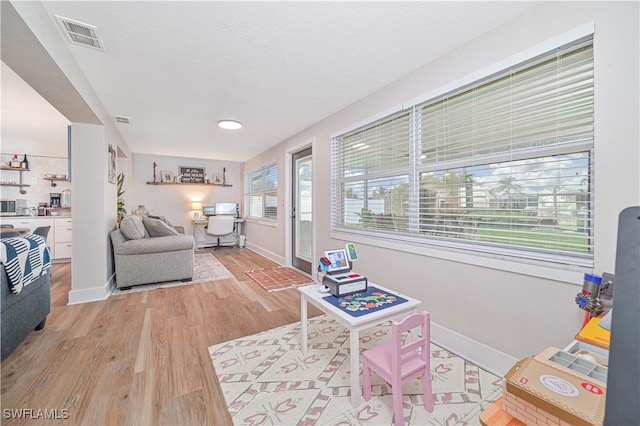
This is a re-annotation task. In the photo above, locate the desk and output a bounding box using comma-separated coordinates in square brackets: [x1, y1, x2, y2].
[298, 283, 421, 407]
[0, 227, 29, 237]
[191, 217, 244, 249]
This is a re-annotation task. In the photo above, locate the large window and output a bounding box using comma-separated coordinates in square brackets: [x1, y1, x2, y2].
[332, 37, 594, 267]
[245, 162, 278, 220]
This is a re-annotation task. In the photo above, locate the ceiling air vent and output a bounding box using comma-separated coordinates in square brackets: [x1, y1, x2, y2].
[55, 16, 105, 51]
[113, 116, 131, 124]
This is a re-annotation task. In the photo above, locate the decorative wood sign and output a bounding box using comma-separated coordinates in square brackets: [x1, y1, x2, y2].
[179, 166, 206, 183]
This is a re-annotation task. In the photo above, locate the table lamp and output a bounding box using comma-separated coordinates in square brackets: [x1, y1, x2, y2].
[191, 202, 202, 219]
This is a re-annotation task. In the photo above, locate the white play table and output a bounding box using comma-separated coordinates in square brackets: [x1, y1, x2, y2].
[298, 282, 421, 407]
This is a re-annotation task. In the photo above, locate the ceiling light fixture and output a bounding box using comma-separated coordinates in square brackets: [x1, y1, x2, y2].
[218, 120, 242, 130]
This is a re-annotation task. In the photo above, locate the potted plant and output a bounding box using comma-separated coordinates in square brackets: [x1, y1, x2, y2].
[117, 172, 127, 224]
[360, 207, 373, 228]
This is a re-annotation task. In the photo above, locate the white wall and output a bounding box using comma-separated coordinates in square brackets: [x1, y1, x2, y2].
[0, 154, 71, 210]
[1, 60, 72, 211]
[1, 62, 70, 158]
[116, 136, 134, 225]
[242, 145, 286, 263]
[243, 2, 640, 373]
[129, 153, 243, 233]
[70, 123, 108, 294]
[10, 0, 638, 372]
[10, 1, 132, 303]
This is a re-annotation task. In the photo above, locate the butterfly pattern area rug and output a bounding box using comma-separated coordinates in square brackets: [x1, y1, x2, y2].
[209, 315, 502, 425]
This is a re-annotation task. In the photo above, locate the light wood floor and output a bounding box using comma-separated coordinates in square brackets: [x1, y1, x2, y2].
[1, 248, 322, 425]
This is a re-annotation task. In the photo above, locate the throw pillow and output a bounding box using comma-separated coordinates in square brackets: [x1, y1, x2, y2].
[142, 215, 179, 237]
[119, 215, 147, 240]
[148, 214, 173, 226]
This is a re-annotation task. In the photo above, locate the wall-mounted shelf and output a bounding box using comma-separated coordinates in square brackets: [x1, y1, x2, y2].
[45, 207, 72, 215]
[0, 183, 31, 188]
[0, 166, 30, 194]
[146, 181, 232, 187]
[43, 177, 68, 187]
[1, 166, 30, 172]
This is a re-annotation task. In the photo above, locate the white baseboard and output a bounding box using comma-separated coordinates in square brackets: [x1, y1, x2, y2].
[245, 243, 285, 266]
[431, 321, 518, 377]
[67, 274, 113, 305]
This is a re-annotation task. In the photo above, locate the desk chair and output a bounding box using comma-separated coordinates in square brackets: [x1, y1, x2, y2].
[205, 215, 236, 249]
[362, 311, 433, 426]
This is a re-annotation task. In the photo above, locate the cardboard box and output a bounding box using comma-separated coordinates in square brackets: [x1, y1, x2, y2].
[503, 357, 606, 426]
[534, 346, 608, 384]
[563, 340, 609, 367]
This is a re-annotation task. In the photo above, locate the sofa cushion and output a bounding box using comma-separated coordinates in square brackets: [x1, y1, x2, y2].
[119, 215, 148, 240]
[115, 234, 194, 255]
[142, 216, 179, 237]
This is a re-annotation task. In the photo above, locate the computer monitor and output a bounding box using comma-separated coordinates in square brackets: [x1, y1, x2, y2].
[325, 248, 351, 274]
[203, 205, 216, 217]
[215, 202, 238, 216]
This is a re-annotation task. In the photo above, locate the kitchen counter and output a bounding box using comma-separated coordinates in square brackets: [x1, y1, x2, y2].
[0, 216, 72, 261]
[1, 214, 71, 219]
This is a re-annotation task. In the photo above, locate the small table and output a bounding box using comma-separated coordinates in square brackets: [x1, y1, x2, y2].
[0, 227, 29, 237]
[298, 282, 421, 407]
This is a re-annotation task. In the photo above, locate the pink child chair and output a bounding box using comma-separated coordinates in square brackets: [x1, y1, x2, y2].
[362, 311, 434, 426]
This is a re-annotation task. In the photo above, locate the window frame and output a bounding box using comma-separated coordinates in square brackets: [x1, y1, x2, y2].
[244, 161, 278, 221]
[331, 35, 594, 269]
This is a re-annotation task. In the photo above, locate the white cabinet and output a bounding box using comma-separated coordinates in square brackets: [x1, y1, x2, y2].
[54, 217, 72, 259]
[0, 216, 72, 261]
[0, 217, 54, 255]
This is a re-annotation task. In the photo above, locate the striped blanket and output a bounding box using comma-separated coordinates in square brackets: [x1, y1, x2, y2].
[0, 234, 51, 294]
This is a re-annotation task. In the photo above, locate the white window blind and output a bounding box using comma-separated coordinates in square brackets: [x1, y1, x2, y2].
[420, 40, 594, 162]
[245, 162, 278, 220]
[332, 36, 594, 267]
[332, 111, 412, 233]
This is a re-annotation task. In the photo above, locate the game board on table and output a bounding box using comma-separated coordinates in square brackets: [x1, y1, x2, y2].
[323, 285, 408, 317]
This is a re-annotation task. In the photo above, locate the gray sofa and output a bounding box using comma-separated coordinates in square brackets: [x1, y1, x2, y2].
[1, 264, 51, 360]
[110, 224, 195, 289]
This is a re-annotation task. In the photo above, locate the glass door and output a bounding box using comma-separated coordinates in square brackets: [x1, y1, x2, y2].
[291, 147, 312, 274]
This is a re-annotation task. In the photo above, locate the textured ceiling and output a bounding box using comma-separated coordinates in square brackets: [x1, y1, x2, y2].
[23, 1, 538, 162]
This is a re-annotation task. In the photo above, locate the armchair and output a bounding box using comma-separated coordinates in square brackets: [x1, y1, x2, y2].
[110, 215, 195, 289]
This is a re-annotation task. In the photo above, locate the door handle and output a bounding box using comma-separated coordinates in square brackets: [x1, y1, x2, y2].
[290, 206, 296, 219]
